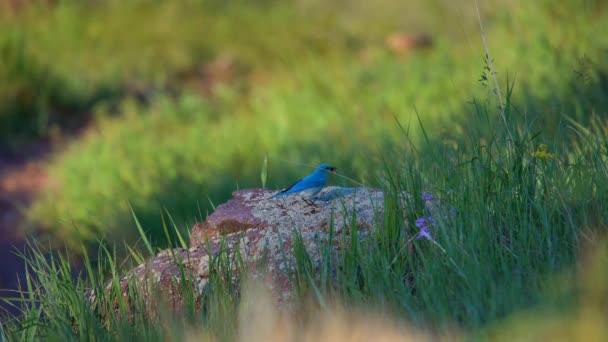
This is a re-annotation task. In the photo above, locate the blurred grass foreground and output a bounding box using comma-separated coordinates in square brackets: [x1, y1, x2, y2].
[0, 0, 608, 340]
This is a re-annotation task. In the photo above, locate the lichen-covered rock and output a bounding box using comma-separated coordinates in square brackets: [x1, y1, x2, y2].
[91, 187, 394, 313]
[190, 187, 384, 247]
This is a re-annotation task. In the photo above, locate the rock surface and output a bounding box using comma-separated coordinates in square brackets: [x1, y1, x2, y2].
[91, 187, 393, 313]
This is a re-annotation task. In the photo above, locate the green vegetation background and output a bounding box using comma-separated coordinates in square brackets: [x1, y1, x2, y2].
[2, 0, 605, 249]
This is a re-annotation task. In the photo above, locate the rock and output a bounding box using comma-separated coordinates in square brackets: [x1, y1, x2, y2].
[90, 187, 394, 315]
[190, 187, 384, 248]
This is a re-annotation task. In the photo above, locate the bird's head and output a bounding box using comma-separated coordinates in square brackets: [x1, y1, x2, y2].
[316, 163, 336, 173]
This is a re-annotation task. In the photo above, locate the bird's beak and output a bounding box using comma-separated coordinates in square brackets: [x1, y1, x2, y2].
[329, 166, 336, 172]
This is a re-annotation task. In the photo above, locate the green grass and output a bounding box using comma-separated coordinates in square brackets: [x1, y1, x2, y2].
[23, 0, 608, 251]
[1, 0, 608, 339]
[0, 0, 336, 147]
[0, 0, 496, 148]
[2, 102, 608, 338]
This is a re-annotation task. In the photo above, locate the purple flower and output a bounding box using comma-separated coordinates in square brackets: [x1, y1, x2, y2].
[415, 216, 434, 228]
[414, 216, 434, 240]
[416, 226, 433, 240]
[421, 192, 434, 202]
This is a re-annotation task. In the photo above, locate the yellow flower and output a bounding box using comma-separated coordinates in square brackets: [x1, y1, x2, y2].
[533, 144, 555, 161]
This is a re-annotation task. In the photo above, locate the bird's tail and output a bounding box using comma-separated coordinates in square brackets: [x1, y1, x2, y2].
[271, 192, 285, 199]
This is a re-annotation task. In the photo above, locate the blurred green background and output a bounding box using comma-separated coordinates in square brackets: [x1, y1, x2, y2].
[0, 0, 606, 250]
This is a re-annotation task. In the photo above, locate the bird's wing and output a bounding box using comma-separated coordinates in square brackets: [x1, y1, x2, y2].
[279, 174, 325, 194]
[275, 179, 304, 195]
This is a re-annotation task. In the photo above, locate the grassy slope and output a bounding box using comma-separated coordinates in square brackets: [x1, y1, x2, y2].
[0, 0, 356, 147]
[24, 0, 608, 249]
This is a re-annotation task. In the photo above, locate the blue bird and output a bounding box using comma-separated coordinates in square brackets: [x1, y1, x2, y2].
[272, 163, 336, 202]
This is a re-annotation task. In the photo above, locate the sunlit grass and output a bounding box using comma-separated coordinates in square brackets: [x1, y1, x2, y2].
[0, 0, 502, 146]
